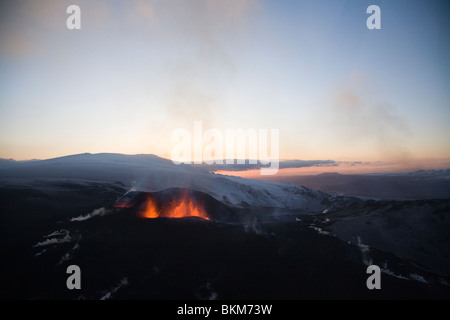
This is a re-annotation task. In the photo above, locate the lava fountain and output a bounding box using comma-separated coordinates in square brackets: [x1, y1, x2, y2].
[139, 193, 210, 220]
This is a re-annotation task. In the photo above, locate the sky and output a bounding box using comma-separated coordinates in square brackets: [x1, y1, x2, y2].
[0, 0, 449, 172]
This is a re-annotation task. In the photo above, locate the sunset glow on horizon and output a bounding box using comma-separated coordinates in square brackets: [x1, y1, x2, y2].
[214, 157, 450, 178]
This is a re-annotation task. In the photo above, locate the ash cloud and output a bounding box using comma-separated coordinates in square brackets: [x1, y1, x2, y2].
[328, 72, 411, 160]
[154, 0, 261, 129]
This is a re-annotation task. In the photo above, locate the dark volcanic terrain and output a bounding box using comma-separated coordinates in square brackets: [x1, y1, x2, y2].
[1, 154, 449, 299]
[1, 180, 449, 299]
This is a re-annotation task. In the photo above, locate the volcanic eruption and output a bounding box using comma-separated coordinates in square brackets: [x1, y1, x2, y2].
[139, 192, 210, 220]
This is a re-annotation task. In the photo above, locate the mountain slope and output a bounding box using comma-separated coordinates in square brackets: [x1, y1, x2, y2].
[0, 153, 338, 212]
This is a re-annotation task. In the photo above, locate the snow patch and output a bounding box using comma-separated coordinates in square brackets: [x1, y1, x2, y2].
[34, 249, 47, 257]
[58, 242, 81, 265]
[46, 229, 69, 238]
[357, 236, 370, 253]
[357, 236, 373, 266]
[196, 281, 218, 301]
[34, 230, 72, 247]
[208, 292, 218, 300]
[100, 277, 129, 300]
[409, 274, 429, 284]
[381, 268, 408, 280]
[309, 226, 330, 235]
[58, 253, 72, 265]
[70, 207, 109, 222]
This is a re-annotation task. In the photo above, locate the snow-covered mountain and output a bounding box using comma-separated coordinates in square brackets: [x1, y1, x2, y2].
[0, 153, 338, 211]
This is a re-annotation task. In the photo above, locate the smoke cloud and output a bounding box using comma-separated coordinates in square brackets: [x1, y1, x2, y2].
[328, 72, 411, 161]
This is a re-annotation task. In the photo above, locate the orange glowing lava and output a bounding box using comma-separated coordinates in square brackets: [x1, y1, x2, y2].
[139, 194, 209, 220]
[140, 197, 159, 218]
